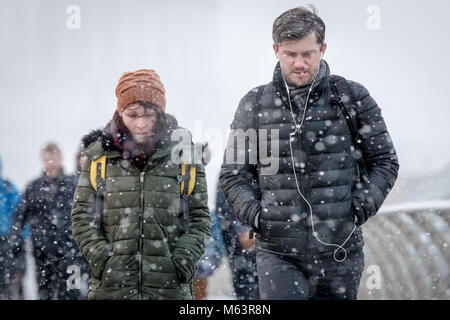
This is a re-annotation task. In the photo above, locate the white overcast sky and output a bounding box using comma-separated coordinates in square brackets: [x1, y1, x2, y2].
[1, 0, 449, 208]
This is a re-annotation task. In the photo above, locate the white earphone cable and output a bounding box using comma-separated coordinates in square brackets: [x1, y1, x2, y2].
[283, 58, 356, 262]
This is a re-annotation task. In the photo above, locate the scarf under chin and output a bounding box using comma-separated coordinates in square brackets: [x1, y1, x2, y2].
[289, 59, 328, 108]
[110, 111, 165, 171]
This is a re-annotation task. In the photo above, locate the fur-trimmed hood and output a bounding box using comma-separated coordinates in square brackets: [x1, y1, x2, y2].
[81, 113, 180, 159]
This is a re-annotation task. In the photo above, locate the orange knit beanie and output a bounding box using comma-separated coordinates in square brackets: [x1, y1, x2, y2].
[115, 69, 166, 113]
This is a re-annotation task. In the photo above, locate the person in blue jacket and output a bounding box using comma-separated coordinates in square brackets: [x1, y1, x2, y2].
[193, 177, 260, 300]
[193, 209, 224, 299]
[0, 155, 28, 299]
[215, 181, 259, 300]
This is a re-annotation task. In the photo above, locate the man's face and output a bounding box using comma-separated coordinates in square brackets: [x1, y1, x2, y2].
[273, 32, 326, 87]
[42, 151, 62, 177]
[121, 103, 157, 144]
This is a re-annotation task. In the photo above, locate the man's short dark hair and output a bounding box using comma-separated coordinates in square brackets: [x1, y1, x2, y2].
[41, 142, 61, 155]
[272, 5, 326, 47]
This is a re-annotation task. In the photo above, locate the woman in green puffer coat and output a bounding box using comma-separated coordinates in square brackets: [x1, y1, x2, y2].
[71, 69, 211, 300]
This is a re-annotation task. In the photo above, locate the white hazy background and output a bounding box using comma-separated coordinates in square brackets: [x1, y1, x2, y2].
[1, 0, 450, 208]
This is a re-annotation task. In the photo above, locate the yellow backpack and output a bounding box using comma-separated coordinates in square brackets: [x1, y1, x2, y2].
[89, 155, 195, 195]
[89, 155, 195, 230]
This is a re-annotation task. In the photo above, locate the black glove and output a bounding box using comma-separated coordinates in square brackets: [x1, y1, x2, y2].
[352, 198, 367, 226]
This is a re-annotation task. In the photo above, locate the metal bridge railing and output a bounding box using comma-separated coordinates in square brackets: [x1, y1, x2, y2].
[358, 200, 450, 300]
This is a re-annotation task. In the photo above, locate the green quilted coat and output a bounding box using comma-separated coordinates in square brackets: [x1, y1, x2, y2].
[71, 118, 211, 300]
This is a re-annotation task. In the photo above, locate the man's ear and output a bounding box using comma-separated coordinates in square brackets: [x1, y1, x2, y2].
[273, 43, 279, 60]
[321, 42, 327, 57]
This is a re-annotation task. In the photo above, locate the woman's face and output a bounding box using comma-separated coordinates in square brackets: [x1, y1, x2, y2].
[121, 103, 157, 144]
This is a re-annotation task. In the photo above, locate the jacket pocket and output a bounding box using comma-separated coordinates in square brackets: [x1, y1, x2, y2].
[171, 253, 196, 285]
[88, 276, 102, 300]
[100, 255, 113, 284]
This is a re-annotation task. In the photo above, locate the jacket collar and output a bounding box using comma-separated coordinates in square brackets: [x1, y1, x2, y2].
[272, 59, 331, 100]
[82, 113, 180, 163]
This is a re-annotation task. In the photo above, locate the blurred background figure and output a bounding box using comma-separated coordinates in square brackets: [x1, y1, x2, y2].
[75, 147, 88, 176]
[0, 155, 29, 299]
[215, 180, 259, 300]
[193, 210, 224, 300]
[12, 142, 86, 299]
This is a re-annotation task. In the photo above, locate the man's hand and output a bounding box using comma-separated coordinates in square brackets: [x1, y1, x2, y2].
[238, 231, 256, 251]
[12, 273, 24, 285]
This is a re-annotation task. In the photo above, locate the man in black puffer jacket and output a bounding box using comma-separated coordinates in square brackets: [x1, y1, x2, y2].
[12, 142, 86, 299]
[220, 6, 399, 300]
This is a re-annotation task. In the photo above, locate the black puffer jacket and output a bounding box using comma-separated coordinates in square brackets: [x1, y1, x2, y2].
[220, 61, 399, 256]
[13, 172, 83, 264]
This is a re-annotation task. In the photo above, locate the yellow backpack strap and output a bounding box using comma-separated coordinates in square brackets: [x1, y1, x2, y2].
[180, 163, 196, 231]
[180, 163, 196, 196]
[90, 155, 106, 192]
[188, 165, 196, 196]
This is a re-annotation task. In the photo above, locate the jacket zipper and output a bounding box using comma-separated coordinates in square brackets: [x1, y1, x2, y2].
[302, 129, 311, 251]
[298, 110, 309, 250]
[279, 92, 307, 209]
[286, 93, 310, 251]
[138, 171, 145, 300]
[278, 84, 318, 253]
